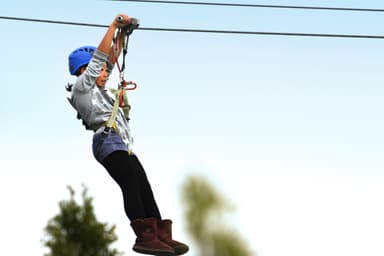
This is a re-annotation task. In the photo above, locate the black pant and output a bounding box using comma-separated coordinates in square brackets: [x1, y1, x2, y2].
[101, 151, 161, 221]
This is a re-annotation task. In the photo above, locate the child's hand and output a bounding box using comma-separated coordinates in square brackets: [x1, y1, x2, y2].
[115, 14, 131, 28]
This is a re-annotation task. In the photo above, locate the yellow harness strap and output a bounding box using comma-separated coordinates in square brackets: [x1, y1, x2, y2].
[104, 88, 130, 133]
[103, 88, 133, 156]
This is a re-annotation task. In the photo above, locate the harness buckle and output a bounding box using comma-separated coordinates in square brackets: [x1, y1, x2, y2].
[103, 126, 111, 135]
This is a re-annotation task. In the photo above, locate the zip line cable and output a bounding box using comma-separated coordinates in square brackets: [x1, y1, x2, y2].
[108, 0, 384, 13]
[0, 16, 108, 28]
[2, 16, 384, 39]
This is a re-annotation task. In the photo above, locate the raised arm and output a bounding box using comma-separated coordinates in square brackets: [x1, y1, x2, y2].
[98, 14, 130, 57]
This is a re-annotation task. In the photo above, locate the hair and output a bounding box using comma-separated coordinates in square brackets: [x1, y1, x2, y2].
[65, 83, 73, 92]
[75, 65, 87, 76]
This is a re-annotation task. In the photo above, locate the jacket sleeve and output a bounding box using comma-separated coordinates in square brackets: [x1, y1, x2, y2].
[107, 61, 115, 74]
[73, 50, 110, 92]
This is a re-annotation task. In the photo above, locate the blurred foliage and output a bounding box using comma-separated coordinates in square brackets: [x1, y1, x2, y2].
[182, 175, 254, 256]
[42, 185, 123, 256]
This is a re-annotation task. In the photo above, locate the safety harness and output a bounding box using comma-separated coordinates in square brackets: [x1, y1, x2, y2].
[103, 18, 139, 134]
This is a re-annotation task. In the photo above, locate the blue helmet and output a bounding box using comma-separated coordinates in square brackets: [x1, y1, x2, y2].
[68, 46, 96, 75]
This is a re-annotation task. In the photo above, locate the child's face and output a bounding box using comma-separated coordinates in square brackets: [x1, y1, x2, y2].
[96, 63, 109, 87]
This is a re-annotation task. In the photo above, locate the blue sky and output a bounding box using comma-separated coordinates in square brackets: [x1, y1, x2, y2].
[1, 0, 384, 255]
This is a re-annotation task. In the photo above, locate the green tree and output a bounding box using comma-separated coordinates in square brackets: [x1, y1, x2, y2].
[182, 175, 254, 256]
[42, 185, 123, 256]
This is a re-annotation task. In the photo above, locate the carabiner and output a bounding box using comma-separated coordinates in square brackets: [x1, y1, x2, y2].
[121, 80, 137, 90]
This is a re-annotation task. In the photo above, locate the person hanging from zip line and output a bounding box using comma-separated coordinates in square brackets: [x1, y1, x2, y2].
[65, 14, 188, 256]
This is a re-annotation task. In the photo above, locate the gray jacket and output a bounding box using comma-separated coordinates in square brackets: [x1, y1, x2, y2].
[68, 49, 133, 150]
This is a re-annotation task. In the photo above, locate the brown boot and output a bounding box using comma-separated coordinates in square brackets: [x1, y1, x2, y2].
[157, 219, 189, 255]
[130, 218, 175, 256]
